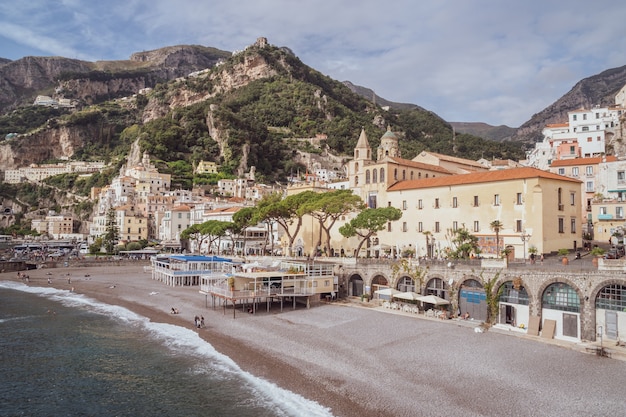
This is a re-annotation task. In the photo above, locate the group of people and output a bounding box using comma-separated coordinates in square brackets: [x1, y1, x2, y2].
[171, 307, 180, 314]
[194, 315, 205, 328]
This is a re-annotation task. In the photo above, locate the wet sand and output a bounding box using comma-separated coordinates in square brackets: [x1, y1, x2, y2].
[7, 262, 626, 417]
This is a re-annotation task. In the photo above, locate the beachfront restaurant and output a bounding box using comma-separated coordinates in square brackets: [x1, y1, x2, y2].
[200, 260, 338, 316]
[151, 254, 234, 286]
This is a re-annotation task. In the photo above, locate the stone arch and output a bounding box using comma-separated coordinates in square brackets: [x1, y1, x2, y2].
[396, 275, 417, 292]
[588, 278, 626, 341]
[496, 277, 531, 327]
[371, 274, 390, 293]
[536, 277, 585, 313]
[458, 276, 487, 321]
[537, 277, 585, 341]
[425, 275, 449, 298]
[348, 273, 364, 297]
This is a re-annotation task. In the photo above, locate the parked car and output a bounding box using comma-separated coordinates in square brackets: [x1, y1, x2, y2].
[604, 249, 620, 259]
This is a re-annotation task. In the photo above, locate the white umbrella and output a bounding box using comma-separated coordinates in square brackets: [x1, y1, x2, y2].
[374, 288, 401, 299]
[395, 291, 424, 301]
[419, 294, 450, 306]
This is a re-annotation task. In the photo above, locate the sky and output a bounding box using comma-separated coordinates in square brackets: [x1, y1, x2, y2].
[1, 0, 626, 127]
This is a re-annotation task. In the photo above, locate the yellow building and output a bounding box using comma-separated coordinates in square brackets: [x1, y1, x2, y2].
[375, 167, 583, 258]
[195, 160, 218, 174]
[116, 205, 149, 243]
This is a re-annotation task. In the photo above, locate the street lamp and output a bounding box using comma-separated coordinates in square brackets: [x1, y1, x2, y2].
[520, 229, 531, 263]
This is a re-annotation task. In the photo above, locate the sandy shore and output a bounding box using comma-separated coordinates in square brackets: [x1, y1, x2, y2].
[7, 262, 626, 417]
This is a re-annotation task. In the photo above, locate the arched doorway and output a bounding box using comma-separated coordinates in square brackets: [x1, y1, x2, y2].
[371, 275, 389, 297]
[595, 283, 626, 341]
[497, 279, 529, 328]
[397, 276, 416, 292]
[348, 274, 364, 297]
[542, 282, 581, 341]
[459, 279, 487, 321]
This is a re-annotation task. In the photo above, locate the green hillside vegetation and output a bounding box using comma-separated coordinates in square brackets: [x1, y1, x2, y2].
[2, 44, 525, 194]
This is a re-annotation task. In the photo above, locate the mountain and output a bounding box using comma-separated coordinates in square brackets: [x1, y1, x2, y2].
[449, 122, 517, 142]
[0, 45, 231, 113]
[512, 64, 626, 144]
[342, 81, 425, 112]
[0, 39, 524, 187]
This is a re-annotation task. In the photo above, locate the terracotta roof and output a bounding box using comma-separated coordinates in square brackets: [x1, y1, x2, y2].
[172, 205, 190, 212]
[550, 156, 617, 167]
[545, 123, 569, 128]
[387, 157, 452, 174]
[387, 167, 581, 191]
[418, 151, 484, 169]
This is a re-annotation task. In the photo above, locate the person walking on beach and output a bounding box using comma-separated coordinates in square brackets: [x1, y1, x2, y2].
[194, 315, 200, 328]
[200, 316, 205, 328]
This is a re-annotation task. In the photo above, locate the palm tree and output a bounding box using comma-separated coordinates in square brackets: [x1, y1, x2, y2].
[490, 220, 504, 258]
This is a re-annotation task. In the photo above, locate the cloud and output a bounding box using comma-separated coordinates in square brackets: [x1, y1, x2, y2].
[1, 0, 625, 126]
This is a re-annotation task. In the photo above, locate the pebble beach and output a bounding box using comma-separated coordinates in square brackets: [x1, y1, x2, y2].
[6, 262, 626, 417]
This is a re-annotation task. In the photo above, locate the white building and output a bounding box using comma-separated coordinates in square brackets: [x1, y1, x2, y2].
[526, 105, 623, 169]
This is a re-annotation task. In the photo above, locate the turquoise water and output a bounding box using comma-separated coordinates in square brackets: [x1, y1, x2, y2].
[0, 282, 333, 417]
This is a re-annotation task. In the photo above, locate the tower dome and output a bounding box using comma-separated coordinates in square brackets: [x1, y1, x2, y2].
[377, 126, 400, 160]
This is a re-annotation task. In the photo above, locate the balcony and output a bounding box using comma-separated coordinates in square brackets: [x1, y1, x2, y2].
[598, 214, 614, 220]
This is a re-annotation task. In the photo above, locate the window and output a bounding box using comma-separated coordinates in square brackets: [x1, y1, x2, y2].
[394, 168, 398, 180]
[473, 196, 479, 207]
[452, 196, 458, 208]
[418, 199, 423, 210]
[618, 171, 626, 184]
[570, 192, 576, 206]
[583, 113, 587, 120]
[402, 222, 408, 232]
[558, 168, 565, 175]
[543, 283, 580, 312]
[617, 207, 624, 219]
[600, 207, 607, 215]
[596, 112, 600, 119]
[571, 218, 577, 233]
[597, 284, 626, 311]
[474, 221, 479, 232]
[380, 168, 385, 182]
[494, 194, 500, 206]
[516, 220, 522, 233]
[402, 170, 406, 180]
[586, 181, 594, 192]
[586, 166, 593, 176]
[387, 222, 391, 232]
[569, 146, 576, 154]
[558, 218, 565, 233]
[372, 169, 377, 183]
[368, 193, 377, 208]
[573, 115, 577, 121]
[582, 126, 589, 132]
[452, 221, 458, 231]
[571, 167, 579, 177]
[435, 222, 440, 233]
[365, 170, 370, 184]
[434, 198, 440, 209]
[516, 193, 523, 205]
[418, 222, 423, 232]
[402, 200, 407, 210]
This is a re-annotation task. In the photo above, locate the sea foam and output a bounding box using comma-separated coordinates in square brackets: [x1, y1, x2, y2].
[0, 280, 334, 417]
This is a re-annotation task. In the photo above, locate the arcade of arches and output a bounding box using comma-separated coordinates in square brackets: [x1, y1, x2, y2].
[340, 263, 626, 343]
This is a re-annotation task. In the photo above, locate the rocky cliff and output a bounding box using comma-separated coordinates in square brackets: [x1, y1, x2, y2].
[511, 64, 626, 143]
[0, 45, 231, 114]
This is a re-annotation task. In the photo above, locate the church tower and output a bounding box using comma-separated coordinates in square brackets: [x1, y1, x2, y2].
[354, 128, 371, 161]
[377, 126, 400, 161]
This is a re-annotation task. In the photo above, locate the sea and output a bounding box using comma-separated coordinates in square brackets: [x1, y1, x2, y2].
[0, 281, 333, 417]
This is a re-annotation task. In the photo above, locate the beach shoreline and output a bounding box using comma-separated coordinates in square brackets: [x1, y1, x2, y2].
[6, 263, 370, 417]
[6, 262, 626, 417]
